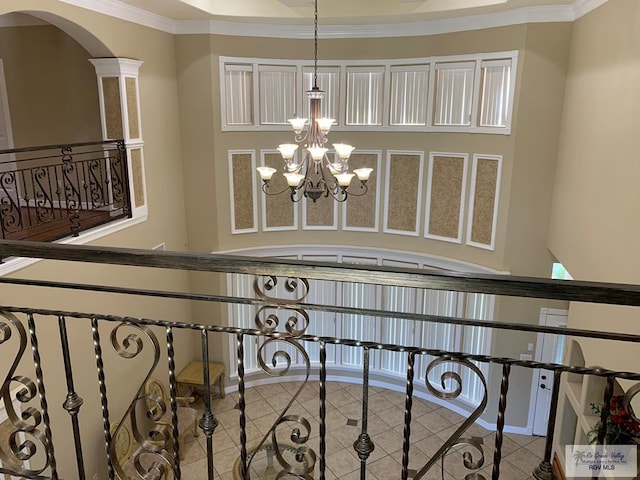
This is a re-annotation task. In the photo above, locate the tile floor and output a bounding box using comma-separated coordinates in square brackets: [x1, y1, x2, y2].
[175, 381, 546, 479]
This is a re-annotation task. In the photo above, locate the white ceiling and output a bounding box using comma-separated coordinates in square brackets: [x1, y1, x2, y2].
[109, 0, 583, 24]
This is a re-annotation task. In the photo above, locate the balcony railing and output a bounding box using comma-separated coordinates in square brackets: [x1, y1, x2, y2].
[0, 240, 639, 480]
[0, 140, 131, 242]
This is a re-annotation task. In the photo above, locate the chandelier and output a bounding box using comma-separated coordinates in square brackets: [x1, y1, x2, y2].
[256, 0, 373, 203]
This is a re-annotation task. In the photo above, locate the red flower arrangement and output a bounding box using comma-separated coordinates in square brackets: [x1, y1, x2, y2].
[588, 395, 640, 445]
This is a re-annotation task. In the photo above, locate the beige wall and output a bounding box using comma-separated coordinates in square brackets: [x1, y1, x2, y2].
[0, 1, 194, 478]
[0, 25, 102, 147]
[548, 0, 640, 368]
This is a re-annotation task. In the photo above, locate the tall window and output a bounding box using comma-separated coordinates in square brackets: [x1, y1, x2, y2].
[258, 65, 296, 125]
[389, 65, 429, 126]
[346, 66, 384, 126]
[433, 62, 475, 126]
[224, 64, 253, 126]
[226, 249, 495, 408]
[479, 59, 512, 128]
[220, 51, 517, 133]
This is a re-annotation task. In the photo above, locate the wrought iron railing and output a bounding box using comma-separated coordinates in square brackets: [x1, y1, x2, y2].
[0, 240, 639, 480]
[0, 140, 131, 241]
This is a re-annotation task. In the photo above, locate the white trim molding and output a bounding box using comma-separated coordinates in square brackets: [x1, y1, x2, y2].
[424, 152, 469, 245]
[466, 154, 503, 251]
[341, 150, 382, 233]
[4, 0, 607, 38]
[229, 149, 258, 234]
[383, 150, 424, 237]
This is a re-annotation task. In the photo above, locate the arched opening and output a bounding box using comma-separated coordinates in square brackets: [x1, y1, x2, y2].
[0, 11, 112, 147]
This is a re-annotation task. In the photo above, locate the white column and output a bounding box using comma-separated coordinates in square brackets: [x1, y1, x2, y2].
[89, 58, 147, 218]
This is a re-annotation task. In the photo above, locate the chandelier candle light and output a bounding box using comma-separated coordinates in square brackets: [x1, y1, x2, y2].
[257, 0, 373, 203]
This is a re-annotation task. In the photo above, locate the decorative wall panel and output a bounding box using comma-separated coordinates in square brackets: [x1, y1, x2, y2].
[130, 148, 145, 208]
[425, 153, 467, 242]
[102, 77, 123, 139]
[467, 154, 501, 250]
[383, 151, 423, 235]
[125, 77, 140, 140]
[261, 151, 297, 231]
[229, 151, 257, 233]
[343, 152, 380, 231]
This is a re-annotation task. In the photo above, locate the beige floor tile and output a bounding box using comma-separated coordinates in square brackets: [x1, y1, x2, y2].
[379, 388, 408, 405]
[178, 456, 210, 480]
[212, 444, 240, 474]
[393, 418, 433, 442]
[254, 382, 287, 399]
[480, 457, 530, 480]
[377, 405, 407, 428]
[505, 431, 538, 446]
[326, 447, 360, 477]
[367, 394, 395, 414]
[180, 436, 206, 465]
[170, 381, 543, 478]
[211, 395, 238, 414]
[415, 410, 454, 434]
[504, 444, 543, 475]
[374, 428, 405, 455]
[368, 452, 403, 479]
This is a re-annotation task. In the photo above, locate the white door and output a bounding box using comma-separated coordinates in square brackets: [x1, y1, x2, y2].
[531, 308, 568, 436]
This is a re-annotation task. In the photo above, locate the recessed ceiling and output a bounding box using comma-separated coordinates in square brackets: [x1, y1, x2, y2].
[112, 0, 580, 24]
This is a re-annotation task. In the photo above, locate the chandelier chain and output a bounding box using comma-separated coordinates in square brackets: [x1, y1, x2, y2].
[313, 0, 318, 88]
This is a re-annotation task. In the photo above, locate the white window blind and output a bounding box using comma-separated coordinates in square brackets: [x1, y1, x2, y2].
[479, 59, 512, 128]
[340, 256, 379, 367]
[346, 67, 384, 126]
[258, 65, 296, 125]
[460, 293, 493, 404]
[301, 255, 339, 364]
[224, 64, 253, 126]
[302, 66, 340, 121]
[226, 252, 495, 408]
[433, 62, 475, 126]
[390, 66, 429, 126]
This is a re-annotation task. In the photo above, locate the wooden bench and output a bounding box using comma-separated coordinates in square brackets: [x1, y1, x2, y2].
[176, 361, 225, 399]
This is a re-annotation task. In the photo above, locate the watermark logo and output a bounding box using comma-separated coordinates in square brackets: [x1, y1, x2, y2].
[565, 444, 637, 478]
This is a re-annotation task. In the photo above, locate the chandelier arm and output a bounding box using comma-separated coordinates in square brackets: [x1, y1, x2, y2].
[294, 131, 309, 144]
[261, 182, 296, 197]
[343, 182, 370, 197]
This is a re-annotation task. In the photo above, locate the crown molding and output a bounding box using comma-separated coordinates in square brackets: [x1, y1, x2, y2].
[572, 0, 608, 19]
[57, 0, 174, 33]
[2, 0, 608, 37]
[174, 1, 599, 38]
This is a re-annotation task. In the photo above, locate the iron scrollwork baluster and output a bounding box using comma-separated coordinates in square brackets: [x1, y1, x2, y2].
[0, 171, 22, 237]
[0, 311, 55, 477]
[413, 357, 488, 480]
[250, 275, 316, 479]
[32, 167, 54, 224]
[87, 158, 106, 208]
[61, 145, 81, 235]
[110, 145, 126, 207]
[107, 321, 172, 480]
